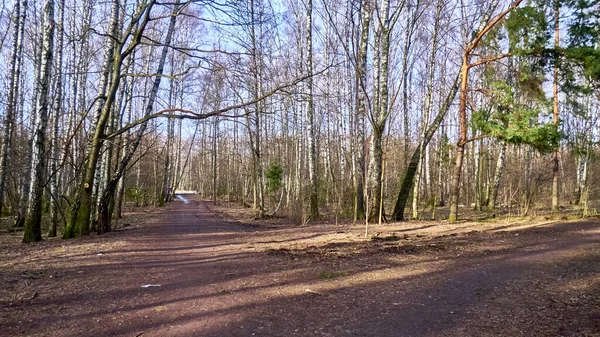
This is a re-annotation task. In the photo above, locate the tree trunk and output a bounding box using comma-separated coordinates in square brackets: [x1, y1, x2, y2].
[23, 0, 55, 243]
[212, 117, 219, 203]
[400, 2, 420, 169]
[114, 50, 136, 219]
[368, 126, 384, 221]
[306, 0, 319, 220]
[65, 0, 121, 237]
[96, 0, 177, 233]
[580, 148, 589, 216]
[48, 0, 65, 237]
[68, 0, 155, 237]
[522, 147, 533, 216]
[158, 75, 176, 206]
[551, 3, 560, 213]
[16, 1, 40, 230]
[367, 0, 391, 222]
[353, 0, 369, 221]
[246, 0, 266, 218]
[411, 0, 443, 220]
[487, 142, 507, 214]
[448, 55, 469, 223]
[391, 73, 460, 221]
[447, 0, 519, 222]
[0, 0, 26, 219]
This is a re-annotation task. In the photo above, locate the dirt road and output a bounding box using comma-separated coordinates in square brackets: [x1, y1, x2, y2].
[1, 195, 599, 336]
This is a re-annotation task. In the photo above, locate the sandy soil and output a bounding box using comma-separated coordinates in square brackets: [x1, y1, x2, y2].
[1, 195, 599, 336]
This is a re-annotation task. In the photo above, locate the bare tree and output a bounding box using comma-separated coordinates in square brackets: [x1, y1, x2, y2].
[0, 0, 27, 220]
[23, 0, 55, 243]
[306, 0, 319, 220]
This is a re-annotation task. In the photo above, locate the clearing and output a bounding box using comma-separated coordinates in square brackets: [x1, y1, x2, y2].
[1, 195, 599, 336]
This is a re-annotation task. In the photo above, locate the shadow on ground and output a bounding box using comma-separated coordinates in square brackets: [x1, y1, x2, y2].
[1, 197, 599, 337]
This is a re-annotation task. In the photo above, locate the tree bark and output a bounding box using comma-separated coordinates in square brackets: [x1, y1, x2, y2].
[48, 0, 65, 237]
[67, 0, 155, 237]
[367, 0, 392, 222]
[412, 0, 443, 220]
[65, 0, 120, 237]
[96, 0, 177, 233]
[487, 142, 507, 214]
[551, 2, 560, 213]
[353, 0, 369, 221]
[306, 0, 319, 220]
[447, 0, 521, 222]
[448, 54, 470, 223]
[0, 0, 26, 219]
[23, 0, 55, 243]
[391, 73, 460, 221]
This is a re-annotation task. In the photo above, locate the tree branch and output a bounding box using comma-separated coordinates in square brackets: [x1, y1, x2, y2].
[104, 65, 333, 140]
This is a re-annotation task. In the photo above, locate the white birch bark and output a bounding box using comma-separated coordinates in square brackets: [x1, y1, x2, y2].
[412, 0, 442, 220]
[305, 0, 319, 220]
[23, 0, 55, 243]
[0, 0, 27, 219]
[49, 0, 65, 237]
[487, 142, 507, 213]
[95, 0, 178, 233]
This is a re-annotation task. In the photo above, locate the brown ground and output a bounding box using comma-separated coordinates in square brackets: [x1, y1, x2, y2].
[1, 195, 599, 337]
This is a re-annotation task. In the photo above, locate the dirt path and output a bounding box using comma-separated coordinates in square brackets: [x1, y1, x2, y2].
[1, 196, 599, 336]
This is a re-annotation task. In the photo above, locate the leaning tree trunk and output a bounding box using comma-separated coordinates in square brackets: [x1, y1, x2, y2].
[67, 0, 155, 238]
[23, 0, 55, 243]
[391, 73, 460, 221]
[64, 0, 120, 237]
[96, 0, 178, 234]
[411, 0, 443, 220]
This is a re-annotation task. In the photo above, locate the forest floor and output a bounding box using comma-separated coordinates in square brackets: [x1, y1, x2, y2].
[1, 195, 599, 337]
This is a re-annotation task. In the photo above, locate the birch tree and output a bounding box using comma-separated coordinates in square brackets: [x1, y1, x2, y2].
[354, 0, 370, 221]
[65, 0, 155, 238]
[551, 1, 560, 213]
[306, 0, 319, 220]
[0, 0, 27, 220]
[48, 0, 65, 237]
[96, 0, 181, 234]
[23, 0, 55, 243]
[367, 0, 402, 222]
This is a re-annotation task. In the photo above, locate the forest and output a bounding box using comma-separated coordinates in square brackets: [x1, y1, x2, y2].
[0, 0, 598, 239]
[1, 0, 600, 335]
